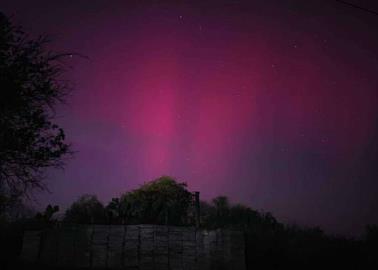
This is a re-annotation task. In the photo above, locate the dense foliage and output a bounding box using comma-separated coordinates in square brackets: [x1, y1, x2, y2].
[64, 194, 105, 224]
[63, 176, 193, 225]
[119, 176, 193, 225]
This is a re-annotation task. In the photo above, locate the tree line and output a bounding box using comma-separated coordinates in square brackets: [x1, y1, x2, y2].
[2, 175, 378, 269]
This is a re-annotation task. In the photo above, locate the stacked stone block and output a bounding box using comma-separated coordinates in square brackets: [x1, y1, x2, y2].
[20, 225, 246, 270]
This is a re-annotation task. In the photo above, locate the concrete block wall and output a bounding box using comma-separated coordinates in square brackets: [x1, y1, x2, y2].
[20, 225, 245, 270]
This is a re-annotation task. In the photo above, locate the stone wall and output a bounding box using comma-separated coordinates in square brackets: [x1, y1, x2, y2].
[20, 225, 246, 270]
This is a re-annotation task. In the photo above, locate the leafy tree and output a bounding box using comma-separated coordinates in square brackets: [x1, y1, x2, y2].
[120, 176, 193, 225]
[64, 194, 105, 224]
[105, 197, 122, 224]
[35, 204, 59, 225]
[0, 189, 34, 223]
[0, 12, 71, 198]
[229, 204, 260, 228]
[212, 196, 230, 227]
[199, 200, 216, 228]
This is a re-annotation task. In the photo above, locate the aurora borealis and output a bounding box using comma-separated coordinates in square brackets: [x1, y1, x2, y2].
[2, 0, 378, 236]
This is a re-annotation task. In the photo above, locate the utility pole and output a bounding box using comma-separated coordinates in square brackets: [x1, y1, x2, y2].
[194, 191, 200, 228]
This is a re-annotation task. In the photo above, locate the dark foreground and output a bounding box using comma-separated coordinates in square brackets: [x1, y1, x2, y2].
[1, 223, 378, 270]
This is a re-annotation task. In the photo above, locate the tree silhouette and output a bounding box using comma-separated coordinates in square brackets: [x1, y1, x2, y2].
[0, 13, 71, 199]
[105, 197, 122, 224]
[64, 194, 105, 224]
[119, 176, 193, 225]
[212, 196, 230, 227]
[35, 204, 59, 225]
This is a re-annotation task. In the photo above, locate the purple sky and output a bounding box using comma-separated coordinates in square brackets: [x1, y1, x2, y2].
[2, 0, 378, 236]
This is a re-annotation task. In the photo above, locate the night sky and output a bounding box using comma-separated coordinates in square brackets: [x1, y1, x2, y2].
[1, 0, 378, 236]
